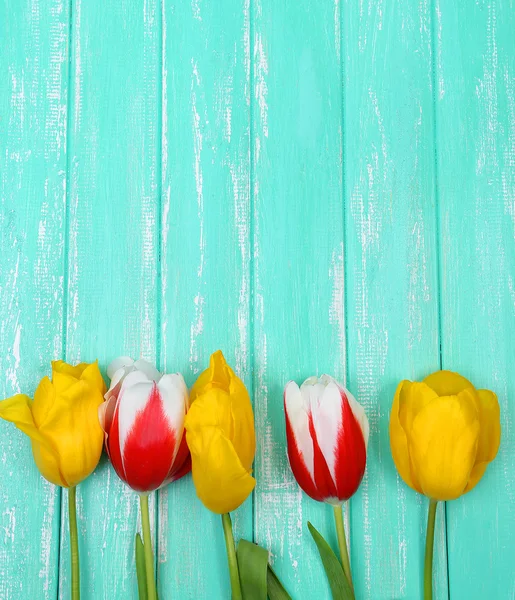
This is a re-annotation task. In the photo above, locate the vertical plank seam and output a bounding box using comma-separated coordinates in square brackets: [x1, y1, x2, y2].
[58, 0, 75, 596]
[429, 0, 450, 598]
[340, 0, 352, 559]
[249, 0, 256, 545]
[156, 0, 164, 586]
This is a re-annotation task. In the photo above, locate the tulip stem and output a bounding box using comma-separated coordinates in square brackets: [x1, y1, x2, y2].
[222, 513, 243, 600]
[333, 504, 354, 595]
[424, 499, 438, 600]
[68, 486, 80, 600]
[140, 494, 157, 600]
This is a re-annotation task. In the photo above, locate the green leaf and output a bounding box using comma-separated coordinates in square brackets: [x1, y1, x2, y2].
[236, 539, 292, 600]
[267, 564, 292, 600]
[307, 522, 354, 600]
[237, 539, 268, 600]
[135, 533, 148, 600]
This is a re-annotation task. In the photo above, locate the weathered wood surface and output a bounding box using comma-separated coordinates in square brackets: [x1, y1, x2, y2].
[0, 0, 513, 598]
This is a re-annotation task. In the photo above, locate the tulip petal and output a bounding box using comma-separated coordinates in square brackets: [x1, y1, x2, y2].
[163, 434, 192, 485]
[408, 390, 480, 500]
[347, 389, 370, 448]
[475, 389, 501, 463]
[118, 382, 177, 492]
[80, 362, 106, 395]
[313, 382, 367, 501]
[32, 377, 56, 428]
[157, 374, 188, 462]
[187, 425, 256, 514]
[40, 380, 104, 488]
[190, 349, 231, 402]
[133, 359, 162, 383]
[423, 370, 474, 396]
[284, 383, 320, 501]
[463, 461, 489, 494]
[0, 394, 55, 451]
[389, 381, 421, 493]
[107, 356, 134, 380]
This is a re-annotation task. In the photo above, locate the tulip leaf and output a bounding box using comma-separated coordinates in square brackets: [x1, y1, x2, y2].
[266, 564, 292, 600]
[307, 522, 354, 600]
[135, 533, 148, 600]
[236, 539, 292, 600]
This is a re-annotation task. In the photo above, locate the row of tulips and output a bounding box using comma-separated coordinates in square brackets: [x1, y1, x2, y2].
[0, 351, 501, 600]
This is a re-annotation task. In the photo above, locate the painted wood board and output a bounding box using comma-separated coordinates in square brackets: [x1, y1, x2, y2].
[343, 0, 449, 597]
[435, 0, 515, 597]
[252, 0, 345, 597]
[58, 0, 160, 597]
[159, 0, 252, 598]
[0, 0, 513, 598]
[0, 0, 68, 597]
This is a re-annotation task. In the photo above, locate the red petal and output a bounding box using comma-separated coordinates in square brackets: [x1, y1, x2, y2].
[333, 390, 367, 500]
[309, 413, 338, 501]
[285, 397, 323, 501]
[163, 434, 191, 485]
[121, 384, 177, 493]
[107, 400, 127, 483]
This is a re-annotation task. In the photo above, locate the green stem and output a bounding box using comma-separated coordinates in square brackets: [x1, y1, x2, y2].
[222, 513, 243, 600]
[424, 499, 438, 600]
[333, 504, 354, 596]
[68, 486, 80, 600]
[140, 494, 157, 600]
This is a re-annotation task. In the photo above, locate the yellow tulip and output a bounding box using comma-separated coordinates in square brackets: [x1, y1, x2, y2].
[0, 361, 106, 487]
[390, 370, 501, 501]
[185, 350, 256, 514]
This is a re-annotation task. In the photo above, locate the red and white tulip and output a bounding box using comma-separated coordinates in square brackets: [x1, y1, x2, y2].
[99, 357, 191, 493]
[284, 375, 369, 504]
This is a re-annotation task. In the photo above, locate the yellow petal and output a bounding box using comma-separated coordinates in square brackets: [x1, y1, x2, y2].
[0, 394, 66, 486]
[407, 390, 480, 500]
[190, 350, 231, 402]
[32, 377, 56, 428]
[398, 381, 439, 433]
[0, 394, 51, 449]
[39, 380, 104, 487]
[187, 425, 256, 514]
[389, 381, 421, 493]
[31, 440, 68, 487]
[463, 461, 489, 494]
[80, 361, 107, 395]
[423, 370, 474, 396]
[52, 360, 90, 379]
[474, 389, 501, 463]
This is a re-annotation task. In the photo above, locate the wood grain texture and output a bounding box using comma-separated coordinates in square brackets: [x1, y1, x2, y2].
[252, 0, 344, 597]
[0, 0, 68, 597]
[159, 0, 251, 597]
[59, 0, 160, 597]
[435, 0, 515, 597]
[343, 0, 449, 597]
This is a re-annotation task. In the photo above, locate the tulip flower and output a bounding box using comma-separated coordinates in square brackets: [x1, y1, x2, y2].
[0, 360, 106, 600]
[185, 350, 256, 600]
[100, 357, 190, 600]
[284, 375, 369, 595]
[389, 370, 501, 600]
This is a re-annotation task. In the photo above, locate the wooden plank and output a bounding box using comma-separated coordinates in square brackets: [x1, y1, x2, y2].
[435, 0, 515, 597]
[252, 0, 344, 596]
[59, 0, 160, 597]
[0, 0, 68, 597]
[159, 0, 251, 597]
[342, 0, 449, 597]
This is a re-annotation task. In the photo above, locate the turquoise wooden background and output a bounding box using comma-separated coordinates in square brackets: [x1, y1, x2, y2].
[0, 0, 514, 598]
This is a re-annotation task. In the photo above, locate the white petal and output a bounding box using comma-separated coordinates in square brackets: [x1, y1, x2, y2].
[347, 390, 369, 448]
[284, 381, 315, 481]
[117, 380, 154, 458]
[107, 356, 135, 380]
[311, 380, 342, 485]
[158, 374, 188, 461]
[134, 359, 162, 383]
